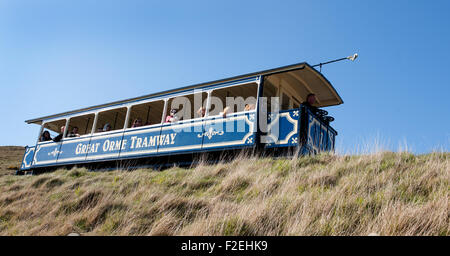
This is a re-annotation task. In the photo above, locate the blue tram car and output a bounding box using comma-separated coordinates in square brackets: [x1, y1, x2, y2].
[19, 62, 343, 174]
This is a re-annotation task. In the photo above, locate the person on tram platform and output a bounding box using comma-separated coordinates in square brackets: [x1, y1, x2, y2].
[302, 93, 320, 115]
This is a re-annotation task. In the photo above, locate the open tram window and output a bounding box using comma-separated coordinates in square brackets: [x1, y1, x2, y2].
[165, 92, 208, 122]
[40, 119, 66, 142]
[128, 100, 165, 128]
[95, 107, 127, 133]
[66, 113, 95, 137]
[210, 83, 258, 116]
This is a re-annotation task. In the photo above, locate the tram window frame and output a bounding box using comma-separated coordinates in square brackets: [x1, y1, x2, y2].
[165, 92, 208, 123]
[262, 81, 278, 113]
[127, 100, 165, 129]
[281, 92, 291, 111]
[94, 107, 128, 133]
[66, 113, 95, 138]
[209, 83, 258, 117]
[292, 98, 301, 109]
[39, 119, 67, 143]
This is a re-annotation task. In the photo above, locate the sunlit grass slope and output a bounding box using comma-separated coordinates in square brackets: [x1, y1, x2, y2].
[0, 146, 24, 177]
[0, 146, 448, 235]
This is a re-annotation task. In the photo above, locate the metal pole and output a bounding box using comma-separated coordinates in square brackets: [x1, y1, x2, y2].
[312, 57, 348, 68]
[312, 53, 358, 72]
[85, 117, 90, 134]
[146, 105, 151, 125]
[113, 112, 118, 130]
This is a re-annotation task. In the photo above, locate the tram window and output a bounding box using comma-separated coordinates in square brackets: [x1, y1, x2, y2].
[95, 107, 127, 132]
[67, 113, 95, 137]
[210, 83, 257, 116]
[128, 100, 165, 128]
[40, 119, 66, 142]
[166, 92, 208, 122]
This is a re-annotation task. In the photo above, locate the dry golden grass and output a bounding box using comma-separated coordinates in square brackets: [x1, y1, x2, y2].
[0, 146, 24, 176]
[0, 147, 448, 236]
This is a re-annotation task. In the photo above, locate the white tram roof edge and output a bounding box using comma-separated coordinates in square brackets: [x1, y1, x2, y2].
[25, 62, 343, 125]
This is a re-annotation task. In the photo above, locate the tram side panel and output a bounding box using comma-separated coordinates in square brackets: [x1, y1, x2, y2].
[263, 109, 300, 148]
[85, 130, 126, 162]
[30, 141, 63, 168]
[304, 108, 337, 154]
[261, 107, 337, 154]
[201, 112, 256, 150]
[20, 111, 264, 170]
[56, 136, 91, 164]
[156, 119, 204, 154]
[20, 146, 36, 171]
[118, 125, 162, 159]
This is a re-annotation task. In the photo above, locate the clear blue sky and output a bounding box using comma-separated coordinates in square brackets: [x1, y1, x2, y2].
[1, 0, 449, 154]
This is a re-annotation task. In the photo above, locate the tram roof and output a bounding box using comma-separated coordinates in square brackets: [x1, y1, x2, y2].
[25, 62, 343, 125]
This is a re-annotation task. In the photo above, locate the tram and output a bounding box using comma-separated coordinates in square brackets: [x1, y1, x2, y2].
[19, 59, 349, 174]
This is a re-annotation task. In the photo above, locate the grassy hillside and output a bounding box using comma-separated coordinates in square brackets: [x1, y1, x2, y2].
[0, 146, 448, 235]
[0, 146, 24, 176]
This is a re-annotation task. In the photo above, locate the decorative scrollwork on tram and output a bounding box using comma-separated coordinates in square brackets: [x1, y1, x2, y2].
[197, 127, 225, 140]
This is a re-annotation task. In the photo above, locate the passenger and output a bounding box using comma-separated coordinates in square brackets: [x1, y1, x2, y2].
[197, 107, 206, 118]
[131, 118, 143, 128]
[67, 126, 80, 137]
[165, 109, 179, 123]
[302, 93, 319, 114]
[220, 106, 231, 118]
[40, 131, 52, 142]
[53, 126, 65, 142]
[103, 123, 112, 132]
[97, 127, 103, 133]
[244, 104, 255, 111]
